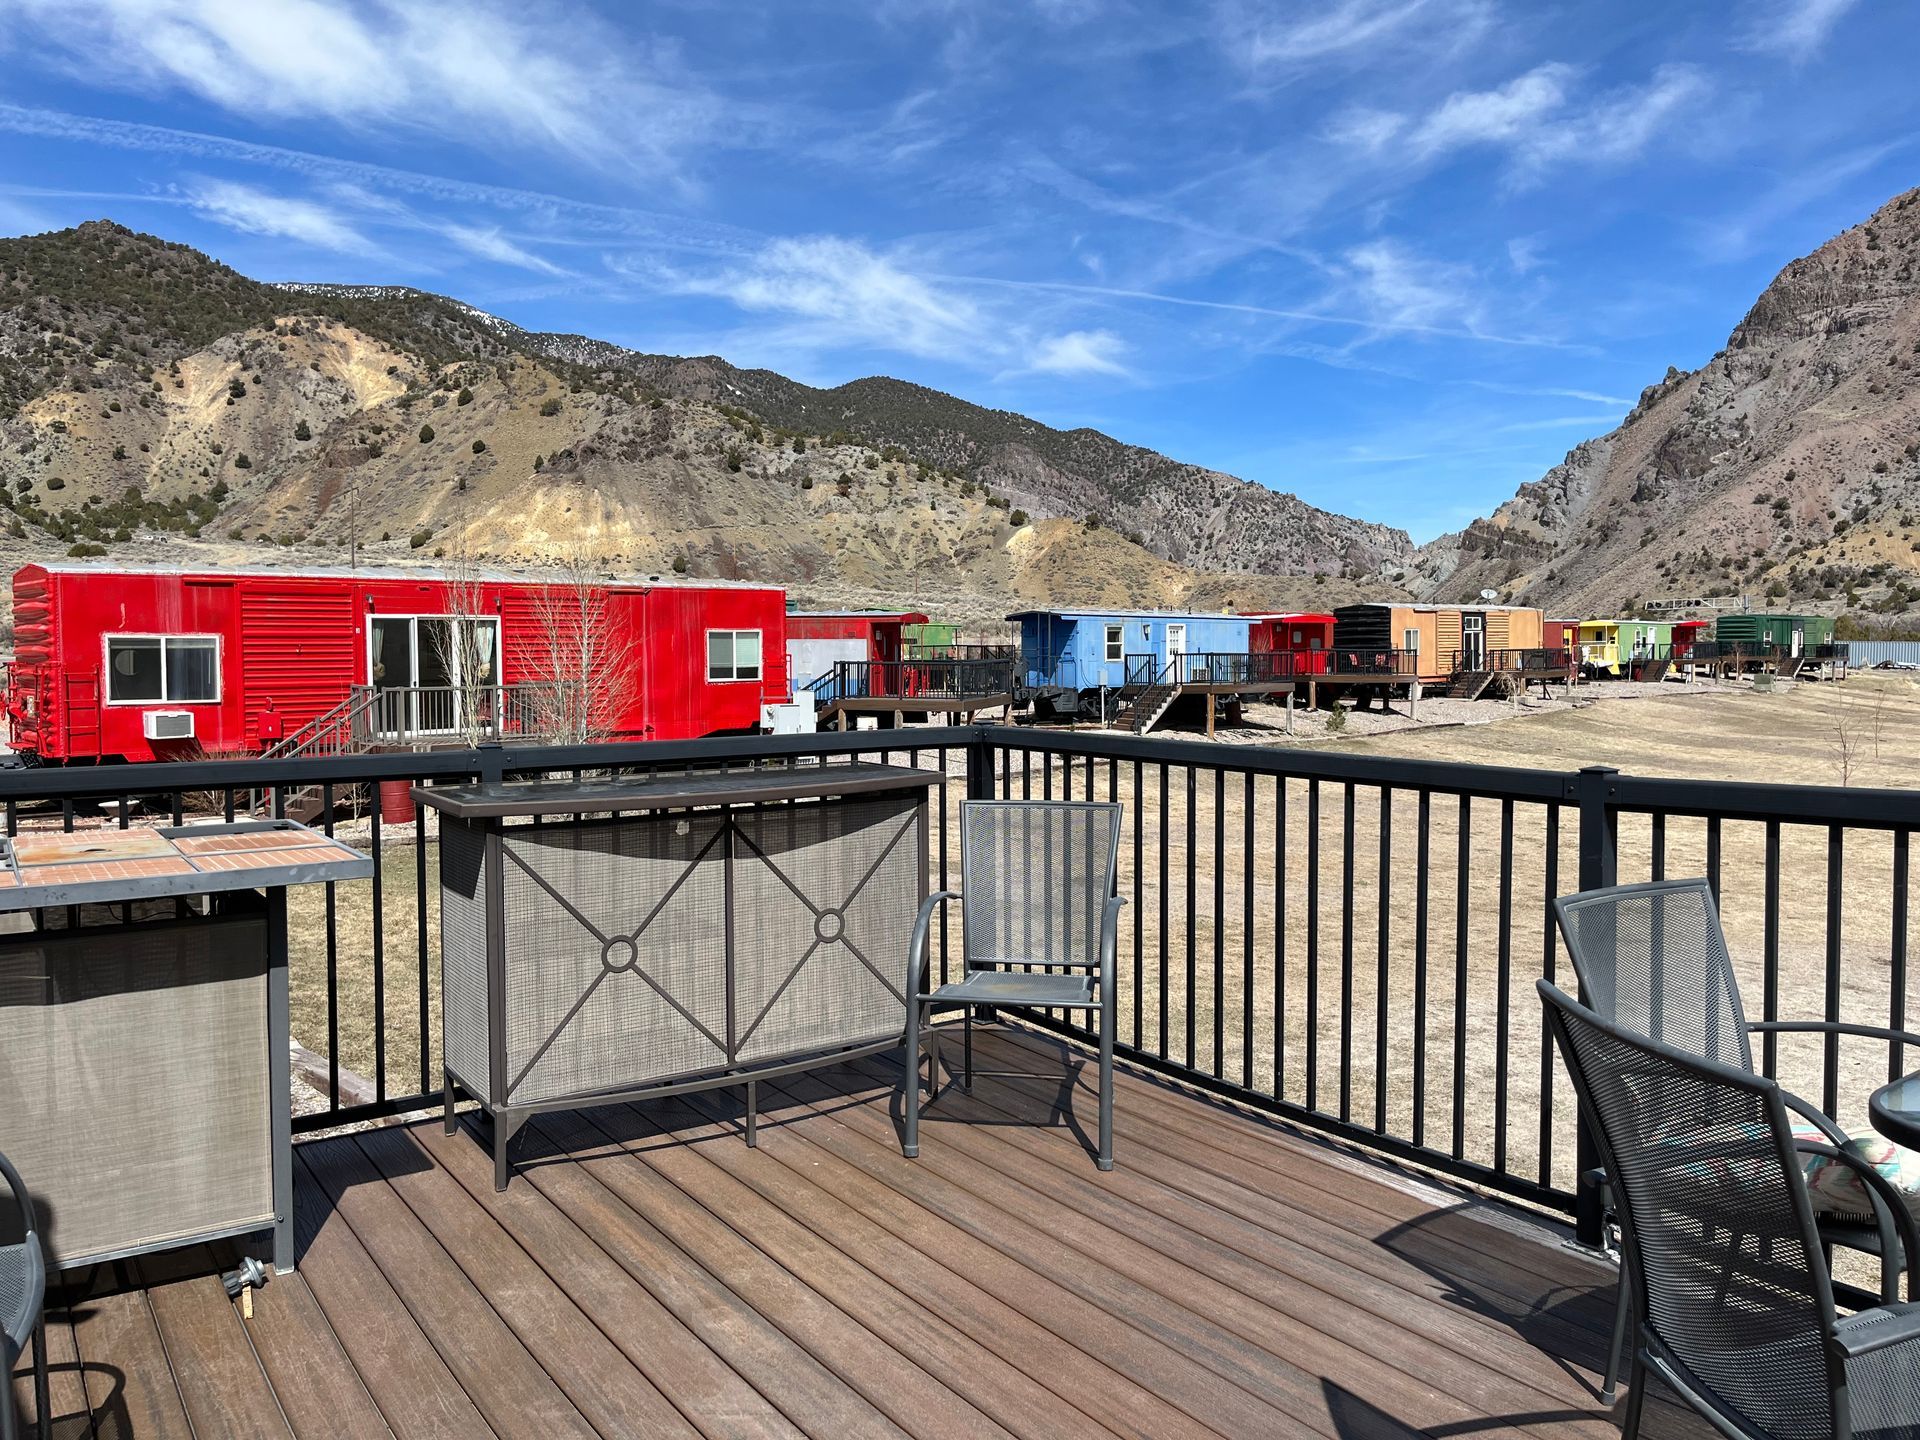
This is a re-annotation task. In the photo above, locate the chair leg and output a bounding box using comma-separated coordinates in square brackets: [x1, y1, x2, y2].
[31, 1324, 48, 1440]
[1602, 1266, 1630, 1405]
[1097, 990, 1115, 1172]
[1619, 1351, 1649, 1439]
[2, 1346, 17, 1440]
[902, 993, 921, 1159]
[963, 1010, 973, 1090]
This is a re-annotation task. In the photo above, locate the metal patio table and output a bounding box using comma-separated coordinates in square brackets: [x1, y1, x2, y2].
[0, 820, 370, 1280]
[1869, 1072, 1920, 1150]
[416, 762, 935, 1189]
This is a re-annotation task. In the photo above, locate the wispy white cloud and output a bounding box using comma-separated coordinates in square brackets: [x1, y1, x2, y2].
[1219, 0, 1485, 67]
[0, 0, 722, 181]
[1409, 64, 1574, 156]
[1382, 62, 1710, 184]
[178, 176, 376, 254]
[1694, 138, 1907, 260]
[1025, 329, 1131, 377]
[1341, 239, 1484, 335]
[1506, 236, 1543, 274]
[0, 103, 758, 255]
[440, 224, 570, 277]
[1739, 0, 1859, 58]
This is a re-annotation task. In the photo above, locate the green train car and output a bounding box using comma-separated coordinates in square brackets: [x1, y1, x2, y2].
[1715, 612, 1835, 655]
[902, 621, 960, 651]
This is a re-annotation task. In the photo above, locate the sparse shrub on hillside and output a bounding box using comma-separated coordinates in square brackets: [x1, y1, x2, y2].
[234, 453, 251, 469]
[533, 455, 543, 472]
[1010, 509, 1029, 526]
[471, 439, 486, 454]
[66, 541, 106, 558]
[672, 555, 689, 574]
[725, 446, 743, 473]
[457, 387, 473, 406]
[864, 454, 879, 469]
[792, 436, 806, 454]
[540, 397, 562, 416]
[294, 419, 311, 441]
[46, 477, 64, 491]
[49, 420, 66, 433]
[409, 527, 432, 549]
[112, 444, 126, 460]
[418, 424, 435, 444]
[800, 475, 813, 489]
[228, 378, 246, 399]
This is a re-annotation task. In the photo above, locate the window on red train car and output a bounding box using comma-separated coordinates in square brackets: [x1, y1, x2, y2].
[707, 629, 763, 682]
[106, 635, 219, 703]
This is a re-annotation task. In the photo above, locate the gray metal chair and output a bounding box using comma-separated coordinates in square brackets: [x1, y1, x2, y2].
[0, 1148, 49, 1440]
[1540, 980, 1920, 1440]
[1555, 878, 1920, 1404]
[902, 800, 1124, 1170]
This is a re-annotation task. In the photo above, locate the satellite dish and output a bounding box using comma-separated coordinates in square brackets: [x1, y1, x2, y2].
[1479, 588, 1499, 601]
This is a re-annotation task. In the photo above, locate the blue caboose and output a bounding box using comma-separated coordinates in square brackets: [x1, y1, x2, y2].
[1010, 608, 1255, 720]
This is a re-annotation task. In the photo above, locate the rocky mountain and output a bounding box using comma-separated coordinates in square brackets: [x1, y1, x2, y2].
[1414, 187, 1920, 621]
[0, 221, 1405, 624]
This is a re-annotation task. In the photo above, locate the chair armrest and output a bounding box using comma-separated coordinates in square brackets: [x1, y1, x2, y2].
[1795, 1136, 1920, 1302]
[1749, 1019, 1920, 1051]
[1832, 1301, 1920, 1360]
[1780, 1089, 1853, 1148]
[0, 1147, 34, 1241]
[1098, 895, 1127, 994]
[905, 891, 961, 998]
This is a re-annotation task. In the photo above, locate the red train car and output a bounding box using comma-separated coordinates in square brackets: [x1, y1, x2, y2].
[1246, 612, 1335, 674]
[5, 563, 790, 764]
[1671, 618, 1709, 659]
[785, 610, 926, 695]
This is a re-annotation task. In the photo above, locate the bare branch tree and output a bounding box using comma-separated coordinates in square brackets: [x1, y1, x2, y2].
[523, 543, 638, 746]
[429, 536, 499, 747]
[1829, 694, 1862, 787]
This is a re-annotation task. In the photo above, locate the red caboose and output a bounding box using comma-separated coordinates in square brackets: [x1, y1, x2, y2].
[5, 562, 791, 764]
[1246, 612, 1335, 675]
[784, 610, 927, 696]
[1671, 618, 1709, 660]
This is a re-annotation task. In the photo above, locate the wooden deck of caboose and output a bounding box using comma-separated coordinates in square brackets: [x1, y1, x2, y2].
[15, 1027, 1705, 1440]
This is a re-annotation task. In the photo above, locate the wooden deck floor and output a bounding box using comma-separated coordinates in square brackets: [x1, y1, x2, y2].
[13, 1027, 1710, 1439]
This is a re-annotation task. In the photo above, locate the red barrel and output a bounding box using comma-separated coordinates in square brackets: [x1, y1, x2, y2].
[378, 780, 417, 825]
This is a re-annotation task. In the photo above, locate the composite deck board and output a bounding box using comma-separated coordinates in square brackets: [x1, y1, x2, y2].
[9, 1305, 86, 1440]
[848, 1050, 1604, 1431]
[21, 1026, 1725, 1438]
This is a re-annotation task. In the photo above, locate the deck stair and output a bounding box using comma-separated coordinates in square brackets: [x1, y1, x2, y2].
[252, 687, 385, 821]
[1635, 657, 1672, 683]
[1454, 670, 1496, 701]
[1111, 661, 1181, 734]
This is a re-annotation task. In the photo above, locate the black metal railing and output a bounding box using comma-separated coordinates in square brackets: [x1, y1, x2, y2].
[1321, 648, 1418, 677]
[809, 658, 1014, 705]
[3, 726, 1912, 1265]
[1447, 648, 1574, 675]
[903, 642, 1016, 661]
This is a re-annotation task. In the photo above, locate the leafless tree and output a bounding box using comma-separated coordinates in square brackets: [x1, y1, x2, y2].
[522, 543, 638, 746]
[1829, 694, 1864, 787]
[428, 538, 501, 747]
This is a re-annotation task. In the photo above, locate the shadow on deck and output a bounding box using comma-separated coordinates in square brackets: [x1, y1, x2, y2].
[14, 1028, 1713, 1438]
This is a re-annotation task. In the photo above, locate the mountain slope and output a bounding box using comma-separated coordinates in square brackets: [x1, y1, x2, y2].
[1414, 187, 1920, 617]
[0, 221, 1410, 622]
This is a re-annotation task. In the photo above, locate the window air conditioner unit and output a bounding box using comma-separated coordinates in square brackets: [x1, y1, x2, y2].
[143, 710, 196, 740]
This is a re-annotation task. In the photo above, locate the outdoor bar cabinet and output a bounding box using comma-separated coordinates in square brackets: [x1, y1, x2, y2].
[0, 821, 371, 1281]
[417, 762, 935, 1188]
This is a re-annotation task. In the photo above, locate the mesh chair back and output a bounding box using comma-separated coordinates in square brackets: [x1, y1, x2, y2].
[1555, 879, 1754, 1071]
[1540, 981, 1839, 1440]
[961, 801, 1120, 972]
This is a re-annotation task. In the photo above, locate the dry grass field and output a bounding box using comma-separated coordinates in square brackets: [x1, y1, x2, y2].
[283, 672, 1920, 1214]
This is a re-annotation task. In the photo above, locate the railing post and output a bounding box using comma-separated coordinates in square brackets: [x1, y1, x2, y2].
[965, 728, 996, 803]
[1572, 763, 1619, 1247]
[477, 740, 507, 787]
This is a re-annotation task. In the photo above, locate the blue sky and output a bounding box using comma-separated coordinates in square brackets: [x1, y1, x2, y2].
[0, 0, 1915, 542]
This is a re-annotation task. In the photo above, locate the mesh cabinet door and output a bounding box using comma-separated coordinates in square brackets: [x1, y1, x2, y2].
[0, 910, 272, 1267]
[500, 813, 730, 1105]
[731, 793, 921, 1067]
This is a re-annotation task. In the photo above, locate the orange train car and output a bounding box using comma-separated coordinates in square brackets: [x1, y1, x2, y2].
[1330, 603, 1546, 685]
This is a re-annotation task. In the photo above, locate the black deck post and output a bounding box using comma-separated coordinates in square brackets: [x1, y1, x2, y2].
[1572, 764, 1619, 1248]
